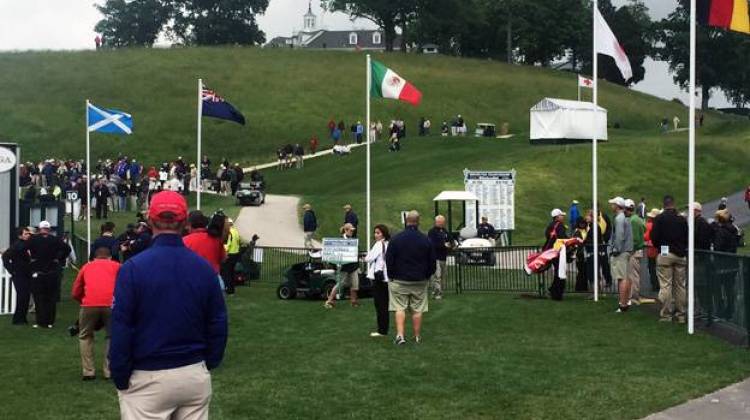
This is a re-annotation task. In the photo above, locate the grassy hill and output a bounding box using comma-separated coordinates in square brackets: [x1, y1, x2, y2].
[2, 47, 749, 243]
[266, 127, 750, 244]
[0, 47, 715, 164]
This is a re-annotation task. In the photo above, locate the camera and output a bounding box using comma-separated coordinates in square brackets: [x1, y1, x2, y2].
[67, 323, 79, 337]
[207, 209, 227, 238]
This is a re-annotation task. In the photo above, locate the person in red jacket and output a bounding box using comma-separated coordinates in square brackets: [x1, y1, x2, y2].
[183, 211, 227, 275]
[644, 208, 661, 293]
[71, 246, 121, 380]
[745, 185, 750, 211]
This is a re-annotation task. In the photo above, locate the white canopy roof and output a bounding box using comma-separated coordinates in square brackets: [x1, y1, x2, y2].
[433, 191, 479, 202]
[530, 98, 607, 112]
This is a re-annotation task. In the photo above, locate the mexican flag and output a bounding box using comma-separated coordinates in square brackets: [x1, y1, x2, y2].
[371, 60, 422, 106]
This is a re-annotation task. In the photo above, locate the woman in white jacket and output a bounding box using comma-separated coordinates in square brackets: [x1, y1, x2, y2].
[366, 224, 390, 337]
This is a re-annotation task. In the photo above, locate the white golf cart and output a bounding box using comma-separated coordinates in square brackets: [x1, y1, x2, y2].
[433, 191, 496, 266]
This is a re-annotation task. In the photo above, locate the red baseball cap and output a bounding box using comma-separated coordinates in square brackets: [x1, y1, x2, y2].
[148, 191, 188, 223]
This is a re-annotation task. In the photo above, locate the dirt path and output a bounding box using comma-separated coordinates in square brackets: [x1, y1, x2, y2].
[233, 194, 317, 248]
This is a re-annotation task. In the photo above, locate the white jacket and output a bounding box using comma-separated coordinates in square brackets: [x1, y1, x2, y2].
[365, 240, 389, 281]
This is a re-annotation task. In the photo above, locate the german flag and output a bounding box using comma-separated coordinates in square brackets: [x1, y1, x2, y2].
[699, 0, 750, 34]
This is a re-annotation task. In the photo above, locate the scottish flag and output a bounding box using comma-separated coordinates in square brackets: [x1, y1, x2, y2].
[87, 103, 133, 134]
[202, 87, 246, 125]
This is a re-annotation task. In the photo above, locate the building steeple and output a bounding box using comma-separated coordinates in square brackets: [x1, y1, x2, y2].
[303, 1, 317, 31]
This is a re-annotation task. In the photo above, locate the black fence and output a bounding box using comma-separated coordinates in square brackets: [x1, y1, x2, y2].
[249, 245, 621, 295]
[695, 250, 749, 342]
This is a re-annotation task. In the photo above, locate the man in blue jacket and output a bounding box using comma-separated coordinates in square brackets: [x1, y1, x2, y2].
[343, 204, 359, 238]
[385, 210, 436, 345]
[110, 191, 228, 419]
[303, 203, 317, 249]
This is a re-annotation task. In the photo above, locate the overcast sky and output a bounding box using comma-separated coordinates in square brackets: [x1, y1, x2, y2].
[0, 0, 731, 107]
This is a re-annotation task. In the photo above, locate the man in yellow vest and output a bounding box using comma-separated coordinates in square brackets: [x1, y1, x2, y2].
[222, 218, 242, 295]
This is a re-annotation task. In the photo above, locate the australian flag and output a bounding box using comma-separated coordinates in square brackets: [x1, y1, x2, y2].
[202, 87, 246, 125]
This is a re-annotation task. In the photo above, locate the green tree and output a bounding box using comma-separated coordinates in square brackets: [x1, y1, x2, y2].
[170, 0, 269, 46]
[94, 0, 171, 47]
[321, 0, 415, 52]
[656, 0, 743, 109]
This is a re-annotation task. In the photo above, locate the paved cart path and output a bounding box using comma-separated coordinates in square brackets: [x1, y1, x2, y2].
[701, 190, 750, 227]
[234, 194, 319, 249]
[642, 377, 750, 420]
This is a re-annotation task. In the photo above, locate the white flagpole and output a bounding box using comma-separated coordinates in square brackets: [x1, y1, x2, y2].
[687, 0, 697, 334]
[85, 99, 92, 258]
[578, 79, 581, 102]
[592, 1, 599, 302]
[197, 78, 203, 210]
[366, 54, 372, 248]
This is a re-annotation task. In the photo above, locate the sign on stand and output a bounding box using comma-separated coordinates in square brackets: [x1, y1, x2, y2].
[463, 169, 515, 231]
[322, 238, 359, 264]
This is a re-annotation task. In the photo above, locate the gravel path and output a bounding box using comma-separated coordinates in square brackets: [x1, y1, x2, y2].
[233, 194, 318, 249]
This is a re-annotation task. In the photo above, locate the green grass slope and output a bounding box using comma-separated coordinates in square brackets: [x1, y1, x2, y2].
[0, 47, 713, 164]
[265, 126, 750, 244]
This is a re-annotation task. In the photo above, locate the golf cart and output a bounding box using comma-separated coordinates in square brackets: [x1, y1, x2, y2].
[434, 191, 496, 266]
[276, 252, 373, 300]
[474, 123, 496, 137]
[236, 181, 265, 206]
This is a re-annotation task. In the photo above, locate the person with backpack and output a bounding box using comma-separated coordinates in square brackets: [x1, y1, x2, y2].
[545, 209, 568, 300]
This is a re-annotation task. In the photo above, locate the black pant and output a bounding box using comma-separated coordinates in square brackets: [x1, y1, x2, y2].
[10, 274, 31, 325]
[222, 253, 240, 294]
[96, 203, 107, 219]
[30, 272, 58, 326]
[584, 247, 614, 288]
[230, 182, 239, 196]
[548, 259, 565, 301]
[373, 277, 389, 335]
[647, 257, 659, 292]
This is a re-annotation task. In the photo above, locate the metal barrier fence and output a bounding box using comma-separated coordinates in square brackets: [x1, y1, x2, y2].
[0, 259, 16, 315]
[70, 234, 89, 268]
[250, 245, 621, 295]
[695, 250, 749, 341]
[0, 260, 16, 315]
[448, 246, 621, 295]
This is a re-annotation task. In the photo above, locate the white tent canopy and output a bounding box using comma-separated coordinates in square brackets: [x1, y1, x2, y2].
[433, 191, 479, 202]
[529, 98, 607, 142]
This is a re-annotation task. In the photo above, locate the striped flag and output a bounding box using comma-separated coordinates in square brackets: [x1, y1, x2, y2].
[370, 60, 422, 106]
[699, 0, 750, 34]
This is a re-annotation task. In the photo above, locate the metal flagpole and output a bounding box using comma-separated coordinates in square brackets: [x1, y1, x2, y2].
[578, 81, 581, 102]
[85, 99, 92, 258]
[366, 54, 372, 248]
[687, 0, 697, 334]
[592, 0, 599, 302]
[197, 78, 203, 210]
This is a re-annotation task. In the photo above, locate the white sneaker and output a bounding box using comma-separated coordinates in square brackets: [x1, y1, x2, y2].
[32, 324, 39, 329]
[369, 332, 386, 337]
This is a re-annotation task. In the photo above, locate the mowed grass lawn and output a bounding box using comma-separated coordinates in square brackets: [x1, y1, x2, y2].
[0, 277, 748, 419]
[266, 123, 750, 245]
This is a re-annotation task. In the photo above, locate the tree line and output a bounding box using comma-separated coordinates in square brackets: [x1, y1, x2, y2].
[95, 0, 750, 108]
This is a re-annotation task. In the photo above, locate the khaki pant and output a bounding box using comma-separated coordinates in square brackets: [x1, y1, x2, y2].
[657, 253, 687, 321]
[389, 280, 429, 313]
[78, 306, 111, 378]
[628, 250, 643, 302]
[119, 362, 212, 420]
[304, 232, 314, 249]
[431, 260, 447, 297]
